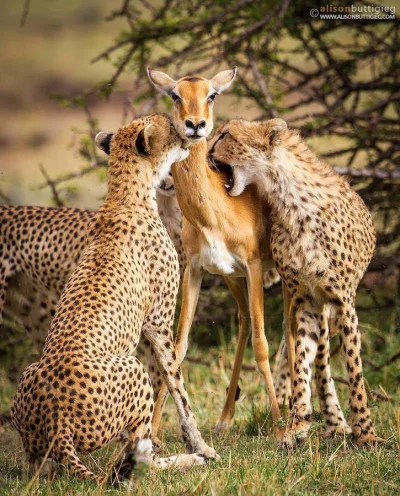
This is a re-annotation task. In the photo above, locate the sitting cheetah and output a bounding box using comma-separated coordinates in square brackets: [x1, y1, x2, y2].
[210, 118, 382, 446]
[0, 178, 185, 394]
[11, 113, 217, 483]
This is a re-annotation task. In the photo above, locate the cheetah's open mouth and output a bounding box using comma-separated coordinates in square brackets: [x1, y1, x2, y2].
[208, 156, 234, 191]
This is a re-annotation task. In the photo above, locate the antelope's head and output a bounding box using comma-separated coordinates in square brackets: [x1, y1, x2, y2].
[147, 67, 237, 142]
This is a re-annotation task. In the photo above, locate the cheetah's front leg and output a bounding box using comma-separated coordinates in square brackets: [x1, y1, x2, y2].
[139, 336, 163, 400]
[273, 336, 292, 407]
[286, 296, 322, 444]
[315, 307, 351, 437]
[151, 262, 203, 440]
[142, 323, 219, 460]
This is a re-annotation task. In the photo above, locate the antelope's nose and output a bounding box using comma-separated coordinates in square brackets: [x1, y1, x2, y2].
[185, 119, 206, 131]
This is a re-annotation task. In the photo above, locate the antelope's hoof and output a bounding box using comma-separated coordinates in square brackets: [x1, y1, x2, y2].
[214, 419, 231, 435]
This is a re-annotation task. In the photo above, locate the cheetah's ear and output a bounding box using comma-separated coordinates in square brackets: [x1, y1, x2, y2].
[136, 123, 156, 156]
[95, 132, 114, 155]
[265, 118, 287, 147]
[227, 120, 261, 147]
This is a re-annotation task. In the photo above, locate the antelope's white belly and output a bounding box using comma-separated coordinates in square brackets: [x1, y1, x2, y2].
[196, 238, 244, 276]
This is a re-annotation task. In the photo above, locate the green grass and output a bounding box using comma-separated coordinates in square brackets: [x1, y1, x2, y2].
[1, 287, 399, 494]
[1, 341, 399, 496]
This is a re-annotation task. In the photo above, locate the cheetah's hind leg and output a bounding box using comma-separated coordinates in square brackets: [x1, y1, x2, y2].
[337, 302, 384, 446]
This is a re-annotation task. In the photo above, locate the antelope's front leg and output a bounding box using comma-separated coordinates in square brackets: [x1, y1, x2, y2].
[215, 276, 250, 433]
[246, 261, 284, 443]
[143, 326, 218, 460]
[151, 262, 203, 440]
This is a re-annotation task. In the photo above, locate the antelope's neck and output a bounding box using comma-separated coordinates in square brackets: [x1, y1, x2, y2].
[171, 140, 218, 229]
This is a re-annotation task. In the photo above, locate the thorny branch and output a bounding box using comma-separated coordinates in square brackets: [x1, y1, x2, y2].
[38, 164, 64, 207]
[20, 0, 31, 27]
[0, 188, 11, 205]
[39, 0, 400, 274]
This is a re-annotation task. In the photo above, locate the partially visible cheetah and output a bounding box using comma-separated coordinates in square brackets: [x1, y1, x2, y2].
[210, 118, 381, 446]
[11, 113, 217, 483]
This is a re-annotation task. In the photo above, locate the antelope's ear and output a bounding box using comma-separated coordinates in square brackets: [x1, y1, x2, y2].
[210, 67, 237, 93]
[147, 67, 177, 95]
[95, 132, 113, 155]
[265, 118, 287, 146]
[136, 123, 156, 155]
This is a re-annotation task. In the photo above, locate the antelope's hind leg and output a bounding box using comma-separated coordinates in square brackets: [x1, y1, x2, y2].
[246, 262, 288, 444]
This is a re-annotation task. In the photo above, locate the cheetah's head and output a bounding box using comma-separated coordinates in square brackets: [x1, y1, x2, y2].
[208, 118, 288, 196]
[95, 114, 189, 188]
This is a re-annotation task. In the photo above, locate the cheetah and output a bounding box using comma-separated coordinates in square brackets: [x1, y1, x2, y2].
[11, 113, 217, 484]
[210, 118, 382, 446]
[0, 177, 185, 393]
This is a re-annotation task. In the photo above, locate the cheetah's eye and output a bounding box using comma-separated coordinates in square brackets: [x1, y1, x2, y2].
[170, 93, 181, 103]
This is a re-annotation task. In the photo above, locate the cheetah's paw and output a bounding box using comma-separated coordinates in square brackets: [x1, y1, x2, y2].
[323, 424, 352, 438]
[197, 444, 221, 461]
[354, 432, 386, 446]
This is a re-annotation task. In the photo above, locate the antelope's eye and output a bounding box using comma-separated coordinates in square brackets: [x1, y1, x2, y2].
[208, 93, 217, 102]
[170, 93, 181, 103]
